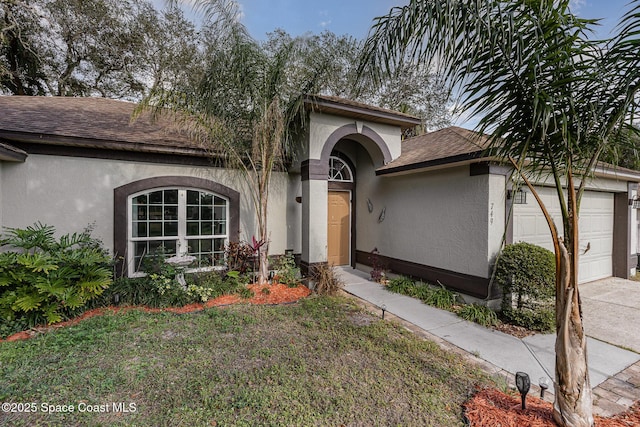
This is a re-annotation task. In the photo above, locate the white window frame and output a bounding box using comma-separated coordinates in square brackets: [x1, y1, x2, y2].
[328, 155, 354, 182]
[127, 187, 229, 277]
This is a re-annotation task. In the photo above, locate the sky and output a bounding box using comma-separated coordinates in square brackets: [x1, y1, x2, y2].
[161, 0, 634, 40]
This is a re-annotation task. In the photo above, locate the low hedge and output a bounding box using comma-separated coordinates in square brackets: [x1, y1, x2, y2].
[494, 242, 555, 332]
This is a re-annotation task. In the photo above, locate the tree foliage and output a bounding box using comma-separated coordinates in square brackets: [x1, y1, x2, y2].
[0, 0, 203, 98]
[263, 29, 451, 131]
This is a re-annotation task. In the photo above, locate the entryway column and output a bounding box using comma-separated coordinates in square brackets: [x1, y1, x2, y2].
[301, 160, 328, 274]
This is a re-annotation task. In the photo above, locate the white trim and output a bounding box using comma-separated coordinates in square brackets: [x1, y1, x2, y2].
[328, 155, 354, 182]
[126, 187, 230, 276]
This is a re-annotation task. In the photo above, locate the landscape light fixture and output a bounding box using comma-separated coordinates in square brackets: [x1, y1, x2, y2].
[539, 376, 550, 399]
[515, 372, 531, 410]
[381, 304, 387, 320]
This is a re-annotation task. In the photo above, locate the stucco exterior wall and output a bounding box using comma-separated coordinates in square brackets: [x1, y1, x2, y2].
[286, 173, 303, 254]
[307, 112, 402, 163]
[356, 159, 496, 278]
[0, 154, 293, 256]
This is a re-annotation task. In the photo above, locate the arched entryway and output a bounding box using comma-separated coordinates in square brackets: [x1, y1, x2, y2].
[300, 122, 394, 273]
[327, 154, 355, 266]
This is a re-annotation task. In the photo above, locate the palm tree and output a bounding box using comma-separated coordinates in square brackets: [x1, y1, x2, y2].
[361, 1, 640, 426]
[139, 0, 328, 284]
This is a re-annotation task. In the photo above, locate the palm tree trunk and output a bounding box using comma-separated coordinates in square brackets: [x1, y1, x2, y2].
[512, 160, 594, 426]
[554, 178, 594, 427]
[554, 239, 593, 426]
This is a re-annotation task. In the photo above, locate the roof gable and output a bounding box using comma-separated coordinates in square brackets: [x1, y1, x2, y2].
[305, 95, 422, 129]
[377, 126, 491, 175]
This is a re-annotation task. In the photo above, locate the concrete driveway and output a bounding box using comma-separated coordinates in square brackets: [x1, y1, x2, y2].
[580, 277, 640, 353]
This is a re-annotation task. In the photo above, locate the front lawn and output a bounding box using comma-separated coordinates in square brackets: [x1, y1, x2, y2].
[0, 296, 492, 426]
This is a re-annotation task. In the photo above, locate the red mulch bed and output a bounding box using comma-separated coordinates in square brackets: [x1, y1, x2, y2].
[0, 283, 311, 343]
[465, 388, 640, 426]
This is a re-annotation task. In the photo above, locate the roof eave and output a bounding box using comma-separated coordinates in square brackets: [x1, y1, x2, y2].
[0, 130, 209, 158]
[593, 165, 640, 182]
[304, 96, 422, 129]
[376, 151, 488, 176]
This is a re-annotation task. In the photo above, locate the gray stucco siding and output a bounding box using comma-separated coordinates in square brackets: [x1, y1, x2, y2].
[356, 161, 497, 279]
[0, 154, 293, 257]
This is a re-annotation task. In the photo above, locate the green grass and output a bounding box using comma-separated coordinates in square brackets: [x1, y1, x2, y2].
[0, 296, 492, 426]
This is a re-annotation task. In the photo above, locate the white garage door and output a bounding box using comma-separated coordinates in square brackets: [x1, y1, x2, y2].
[513, 187, 614, 283]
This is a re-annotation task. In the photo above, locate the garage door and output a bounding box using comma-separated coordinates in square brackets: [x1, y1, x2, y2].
[513, 187, 614, 283]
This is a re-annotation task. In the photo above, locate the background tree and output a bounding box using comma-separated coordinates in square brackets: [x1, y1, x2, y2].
[361, 1, 640, 426]
[263, 29, 451, 131]
[1, 0, 204, 98]
[0, 0, 48, 95]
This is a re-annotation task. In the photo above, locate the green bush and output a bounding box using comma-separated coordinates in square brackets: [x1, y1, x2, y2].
[502, 306, 555, 332]
[456, 304, 499, 327]
[494, 242, 555, 332]
[272, 254, 300, 287]
[424, 285, 457, 310]
[387, 276, 457, 310]
[387, 276, 416, 295]
[99, 270, 249, 308]
[0, 223, 112, 326]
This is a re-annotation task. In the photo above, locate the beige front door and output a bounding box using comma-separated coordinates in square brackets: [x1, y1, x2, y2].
[327, 191, 350, 266]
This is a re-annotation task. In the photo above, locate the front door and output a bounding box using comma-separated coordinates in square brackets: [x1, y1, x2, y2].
[327, 191, 350, 266]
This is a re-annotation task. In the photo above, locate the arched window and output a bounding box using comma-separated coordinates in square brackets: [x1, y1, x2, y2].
[128, 188, 228, 274]
[328, 155, 353, 182]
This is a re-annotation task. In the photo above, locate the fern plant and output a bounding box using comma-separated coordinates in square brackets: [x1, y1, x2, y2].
[0, 223, 112, 326]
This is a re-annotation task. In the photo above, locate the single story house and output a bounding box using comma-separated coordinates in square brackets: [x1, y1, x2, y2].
[0, 95, 638, 300]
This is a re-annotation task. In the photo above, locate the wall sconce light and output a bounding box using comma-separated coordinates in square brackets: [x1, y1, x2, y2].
[507, 189, 527, 204]
[367, 198, 374, 213]
[295, 196, 302, 204]
[378, 207, 386, 223]
[629, 197, 640, 209]
[515, 372, 531, 410]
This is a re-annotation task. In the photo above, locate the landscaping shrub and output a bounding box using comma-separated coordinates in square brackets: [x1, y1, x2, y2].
[99, 269, 248, 308]
[456, 303, 499, 327]
[368, 248, 387, 283]
[313, 264, 343, 295]
[387, 276, 456, 309]
[387, 276, 416, 295]
[424, 284, 457, 310]
[225, 241, 256, 274]
[0, 223, 112, 326]
[494, 242, 556, 332]
[272, 253, 300, 287]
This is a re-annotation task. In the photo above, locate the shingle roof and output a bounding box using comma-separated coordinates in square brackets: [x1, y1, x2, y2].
[305, 94, 422, 129]
[378, 126, 640, 182]
[0, 96, 208, 156]
[377, 126, 492, 175]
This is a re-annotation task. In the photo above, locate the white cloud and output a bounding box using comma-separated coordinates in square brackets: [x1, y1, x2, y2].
[319, 20, 332, 28]
[569, 0, 587, 12]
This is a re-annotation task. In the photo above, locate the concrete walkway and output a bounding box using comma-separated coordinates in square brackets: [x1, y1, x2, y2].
[338, 267, 640, 417]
